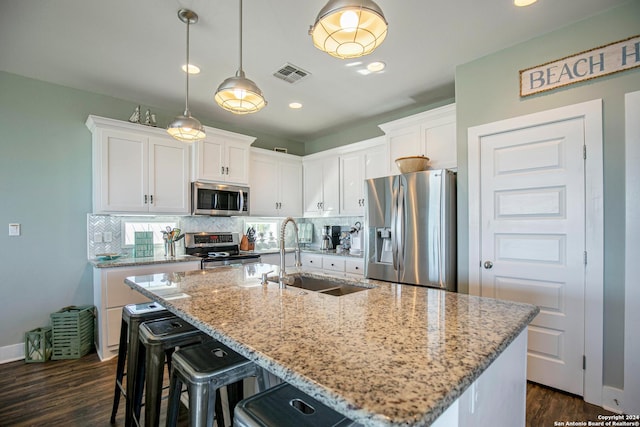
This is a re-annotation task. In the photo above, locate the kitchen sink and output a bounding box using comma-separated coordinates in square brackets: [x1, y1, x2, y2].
[270, 274, 372, 296]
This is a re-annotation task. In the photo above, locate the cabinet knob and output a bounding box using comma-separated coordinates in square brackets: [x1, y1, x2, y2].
[310, 260, 314, 263]
[355, 266, 359, 270]
[226, 167, 229, 175]
[144, 194, 148, 204]
[150, 195, 153, 204]
[221, 166, 225, 175]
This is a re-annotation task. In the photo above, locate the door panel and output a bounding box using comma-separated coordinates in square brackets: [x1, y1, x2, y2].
[479, 118, 585, 395]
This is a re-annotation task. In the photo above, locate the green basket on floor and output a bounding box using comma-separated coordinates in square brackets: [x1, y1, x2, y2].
[24, 327, 53, 363]
[50, 305, 95, 360]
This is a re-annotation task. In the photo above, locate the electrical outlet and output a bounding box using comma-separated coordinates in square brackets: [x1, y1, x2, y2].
[94, 232, 103, 243]
[9, 223, 20, 236]
[103, 232, 113, 242]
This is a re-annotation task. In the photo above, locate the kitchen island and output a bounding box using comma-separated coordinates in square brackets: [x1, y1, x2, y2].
[125, 264, 538, 426]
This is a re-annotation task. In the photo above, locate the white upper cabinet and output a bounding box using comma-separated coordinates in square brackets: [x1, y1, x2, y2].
[86, 115, 190, 214]
[303, 155, 339, 217]
[249, 148, 302, 217]
[379, 103, 456, 173]
[192, 128, 255, 185]
[339, 137, 387, 216]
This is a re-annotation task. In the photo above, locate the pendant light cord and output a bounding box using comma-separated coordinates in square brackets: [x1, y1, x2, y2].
[238, 0, 243, 75]
[184, 16, 190, 114]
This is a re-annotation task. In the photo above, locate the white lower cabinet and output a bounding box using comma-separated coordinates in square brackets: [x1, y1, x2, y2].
[299, 253, 364, 278]
[93, 261, 200, 360]
[300, 253, 323, 271]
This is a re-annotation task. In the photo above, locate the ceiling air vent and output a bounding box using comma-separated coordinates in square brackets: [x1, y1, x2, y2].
[273, 63, 310, 84]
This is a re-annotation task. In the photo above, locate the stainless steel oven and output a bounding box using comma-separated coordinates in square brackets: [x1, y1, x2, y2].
[185, 232, 261, 269]
[192, 182, 249, 216]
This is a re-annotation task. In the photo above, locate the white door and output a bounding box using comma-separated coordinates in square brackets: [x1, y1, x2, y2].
[148, 137, 190, 214]
[249, 155, 279, 216]
[478, 118, 586, 395]
[100, 130, 148, 212]
[340, 152, 365, 215]
[225, 140, 249, 184]
[196, 136, 225, 182]
[279, 160, 302, 217]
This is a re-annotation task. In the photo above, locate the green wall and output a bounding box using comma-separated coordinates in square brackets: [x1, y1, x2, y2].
[0, 71, 303, 349]
[455, 0, 640, 389]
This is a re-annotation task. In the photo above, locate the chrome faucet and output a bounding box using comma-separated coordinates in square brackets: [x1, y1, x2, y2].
[279, 217, 302, 287]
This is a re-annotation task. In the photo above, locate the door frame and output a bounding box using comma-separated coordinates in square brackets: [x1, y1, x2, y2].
[624, 90, 640, 414]
[467, 99, 604, 406]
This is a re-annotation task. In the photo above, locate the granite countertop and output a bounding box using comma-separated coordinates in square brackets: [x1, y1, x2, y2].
[125, 264, 538, 426]
[89, 254, 201, 268]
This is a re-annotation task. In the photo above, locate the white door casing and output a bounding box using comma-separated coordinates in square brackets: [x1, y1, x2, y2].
[625, 90, 640, 415]
[468, 99, 604, 406]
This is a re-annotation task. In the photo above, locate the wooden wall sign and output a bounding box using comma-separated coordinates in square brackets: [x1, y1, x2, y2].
[520, 35, 640, 97]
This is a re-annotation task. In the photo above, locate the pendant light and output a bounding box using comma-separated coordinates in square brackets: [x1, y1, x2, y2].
[309, 0, 388, 59]
[214, 0, 266, 114]
[167, 9, 206, 142]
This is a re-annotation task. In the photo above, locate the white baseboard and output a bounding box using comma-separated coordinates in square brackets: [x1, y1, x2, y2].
[0, 343, 25, 364]
[602, 386, 624, 414]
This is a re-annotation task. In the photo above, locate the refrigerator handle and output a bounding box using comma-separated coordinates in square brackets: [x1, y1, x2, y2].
[396, 180, 405, 272]
[391, 178, 399, 271]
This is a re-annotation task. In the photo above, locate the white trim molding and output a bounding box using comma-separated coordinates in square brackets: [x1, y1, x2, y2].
[624, 90, 640, 415]
[467, 99, 604, 406]
[0, 343, 25, 364]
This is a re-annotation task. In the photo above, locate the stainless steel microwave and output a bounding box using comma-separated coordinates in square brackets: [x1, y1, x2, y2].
[192, 182, 249, 216]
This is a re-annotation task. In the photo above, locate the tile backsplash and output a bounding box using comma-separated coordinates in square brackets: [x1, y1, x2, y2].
[87, 214, 364, 259]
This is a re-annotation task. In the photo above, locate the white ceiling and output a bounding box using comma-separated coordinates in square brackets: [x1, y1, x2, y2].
[0, 0, 628, 142]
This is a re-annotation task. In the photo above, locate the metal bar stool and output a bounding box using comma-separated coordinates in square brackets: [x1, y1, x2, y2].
[166, 339, 268, 427]
[109, 302, 171, 426]
[233, 383, 359, 427]
[133, 316, 208, 427]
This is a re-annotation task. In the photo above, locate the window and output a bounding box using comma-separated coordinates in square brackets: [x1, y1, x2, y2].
[122, 221, 178, 246]
[245, 220, 279, 251]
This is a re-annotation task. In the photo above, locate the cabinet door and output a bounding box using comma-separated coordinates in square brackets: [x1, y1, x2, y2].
[98, 130, 148, 212]
[148, 137, 190, 214]
[364, 142, 389, 179]
[321, 157, 339, 215]
[249, 155, 279, 216]
[340, 152, 365, 215]
[303, 158, 324, 215]
[225, 139, 250, 184]
[279, 160, 303, 217]
[423, 121, 457, 169]
[389, 127, 421, 174]
[195, 136, 226, 182]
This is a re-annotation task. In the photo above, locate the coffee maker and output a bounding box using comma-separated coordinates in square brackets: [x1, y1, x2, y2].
[321, 226, 341, 251]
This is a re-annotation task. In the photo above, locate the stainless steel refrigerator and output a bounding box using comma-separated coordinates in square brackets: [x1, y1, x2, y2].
[364, 169, 456, 291]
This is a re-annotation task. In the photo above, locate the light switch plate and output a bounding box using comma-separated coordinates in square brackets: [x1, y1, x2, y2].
[94, 232, 103, 243]
[103, 231, 113, 242]
[9, 223, 20, 236]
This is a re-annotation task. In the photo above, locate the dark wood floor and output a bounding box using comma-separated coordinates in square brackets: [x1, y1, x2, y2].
[0, 352, 614, 426]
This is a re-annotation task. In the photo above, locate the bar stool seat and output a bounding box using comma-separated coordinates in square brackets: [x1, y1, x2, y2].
[134, 316, 208, 427]
[233, 383, 359, 427]
[109, 302, 171, 426]
[166, 339, 267, 427]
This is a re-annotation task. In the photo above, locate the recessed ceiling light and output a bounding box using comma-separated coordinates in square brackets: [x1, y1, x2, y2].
[514, 0, 537, 6]
[367, 61, 386, 72]
[289, 102, 303, 109]
[345, 61, 363, 67]
[181, 64, 201, 74]
[357, 69, 371, 76]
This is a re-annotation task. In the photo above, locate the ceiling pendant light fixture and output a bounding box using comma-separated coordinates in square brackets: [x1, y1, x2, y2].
[167, 9, 206, 143]
[309, 0, 388, 59]
[214, 0, 266, 114]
